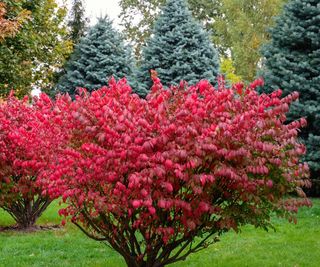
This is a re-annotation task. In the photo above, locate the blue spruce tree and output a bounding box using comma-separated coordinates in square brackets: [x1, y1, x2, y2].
[260, 0, 320, 194]
[57, 17, 137, 96]
[137, 0, 219, 96]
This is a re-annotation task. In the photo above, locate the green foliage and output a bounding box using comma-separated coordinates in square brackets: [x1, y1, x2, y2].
[0, 1, 30, 42]
[137, 0, 219, 95]
[0, 0, 73, 98]
[67, 0, 89, 45]
[56, 16, 137, 96]
[260, 0, 320, 186]
[220, 57, 242, 84]
[214, 0, 286, 81]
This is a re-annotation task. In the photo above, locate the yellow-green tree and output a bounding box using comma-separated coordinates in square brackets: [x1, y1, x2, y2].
[220, 57, 242, 84]
[0, 0, 73, 98]
[214, 0, 287, 81]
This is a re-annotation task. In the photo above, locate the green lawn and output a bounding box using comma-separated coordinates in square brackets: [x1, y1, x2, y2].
[0, 199, 319, 267]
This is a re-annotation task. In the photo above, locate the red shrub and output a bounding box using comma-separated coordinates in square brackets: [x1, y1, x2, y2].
[0, 93, 67, 228]
[47, 77, 311, 266]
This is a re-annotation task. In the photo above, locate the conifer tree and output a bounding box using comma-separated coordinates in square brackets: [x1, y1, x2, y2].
[68, 0, 89, 45]
[56, 17, 137, 96]
[119, 0, 221, 58]
[260, 0, 320, 192]
[137, 0, 219, 96]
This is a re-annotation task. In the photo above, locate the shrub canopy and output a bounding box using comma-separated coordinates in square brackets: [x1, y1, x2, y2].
[46, 76, 310, 266]
[0, 93, 67, 228]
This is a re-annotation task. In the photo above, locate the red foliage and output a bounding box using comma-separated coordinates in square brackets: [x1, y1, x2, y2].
[46, 77, 311, 266]
[0, 93, 68, 228]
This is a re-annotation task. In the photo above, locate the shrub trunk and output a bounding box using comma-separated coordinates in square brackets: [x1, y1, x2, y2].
[2, 196, 52, 229]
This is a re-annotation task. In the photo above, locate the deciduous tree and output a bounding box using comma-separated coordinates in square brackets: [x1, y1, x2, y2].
[0, 0, 73, 98]
[0, 1, 29, 42]
[214, 0, 286, 81]
[220, 57, 242, 85]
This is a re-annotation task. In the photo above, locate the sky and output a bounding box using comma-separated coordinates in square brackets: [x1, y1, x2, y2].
[63, 0, 122, 27]
[84, 0, 121, 26]
[56, 0, 122, 27]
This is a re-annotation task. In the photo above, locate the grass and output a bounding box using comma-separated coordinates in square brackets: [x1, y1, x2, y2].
[0, 199, 319, 267]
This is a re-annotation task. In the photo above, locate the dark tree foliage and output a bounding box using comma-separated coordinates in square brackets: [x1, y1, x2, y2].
[260, 0, 320, 195]
[67, 0, 89, 45]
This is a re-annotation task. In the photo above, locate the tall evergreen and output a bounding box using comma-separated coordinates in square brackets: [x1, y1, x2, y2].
[260, 0, 320, 192]
[137, 0, 219, 96]
[68, 0, 89, 45]
[56, 17, 137, 96]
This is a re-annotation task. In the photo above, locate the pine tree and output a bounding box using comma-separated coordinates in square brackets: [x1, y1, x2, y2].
[137, 0, 219, 96]
[68, 0, 89, 45]
[260, 0, 320, 192]
[119, 0, 221, 58]
[56, 17, 137, 96]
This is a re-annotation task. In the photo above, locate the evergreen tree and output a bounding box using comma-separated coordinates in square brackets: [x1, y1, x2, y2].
[68, 0, 89, 45]
[137, 0, 219, 96]
[119, 0, 221, 58]
[120, 0, 286, 81]
[56, 17, 137, 96]
[260, 0, 320, 191]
